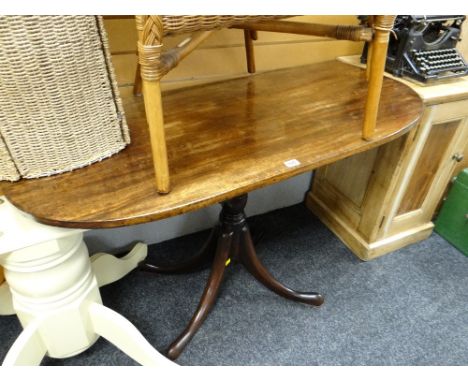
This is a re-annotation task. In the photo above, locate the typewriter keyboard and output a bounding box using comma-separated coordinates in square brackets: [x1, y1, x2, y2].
[411, 48, 467, 74]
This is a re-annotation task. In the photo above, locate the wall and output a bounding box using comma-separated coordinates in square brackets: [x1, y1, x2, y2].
[84, 16, 365, 253]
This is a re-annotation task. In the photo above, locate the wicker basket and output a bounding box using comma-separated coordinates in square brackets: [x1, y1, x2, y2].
[0, 16, 130, 181]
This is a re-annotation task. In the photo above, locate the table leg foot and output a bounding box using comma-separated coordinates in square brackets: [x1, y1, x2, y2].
[91, 242, 148, 287]
[2, 318, 47, 366]
[89, 302, 174, 366]
[140, 226, 219, 274]
[166, 232, 232, 360]
[239, 227, 324, 306]
[0, 281, 14, 316]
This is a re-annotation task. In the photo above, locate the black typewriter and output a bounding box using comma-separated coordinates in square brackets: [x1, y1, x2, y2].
[362, 15, 468, 83]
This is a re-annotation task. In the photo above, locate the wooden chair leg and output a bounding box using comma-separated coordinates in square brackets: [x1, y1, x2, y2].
[366, 16, 374, 80]
[244, 29, 256, 73]
[133, 62, 143, 96]
[141, 79, 171, 193]
[362, 15, 396, 141]
[136, 15, 171, 194]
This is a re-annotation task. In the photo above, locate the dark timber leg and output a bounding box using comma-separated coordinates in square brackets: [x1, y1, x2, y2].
[239, 226, 324, 306]
[166, 231, 232, 360]
[243, 29, 256, 73]
[140, 225, 220, 274]
[159, 193, 323, 360]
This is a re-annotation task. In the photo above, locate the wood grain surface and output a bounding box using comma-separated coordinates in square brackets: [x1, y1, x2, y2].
[0, 61, 423, 228]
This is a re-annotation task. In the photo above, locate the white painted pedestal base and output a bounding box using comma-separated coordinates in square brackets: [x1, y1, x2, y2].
[0, 197, 174, 366]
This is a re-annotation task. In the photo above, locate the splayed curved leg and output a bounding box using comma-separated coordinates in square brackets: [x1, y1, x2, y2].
[239, 227, 324, 306]
[160, 194, 323, 360]
[140, 226, 220, 274]
[89, 303, 174, 366]
[0, 281, 14, 316]
[91, 242, 148, 287]
[2, 317, 47, 366]
[166, 231, 232, 360]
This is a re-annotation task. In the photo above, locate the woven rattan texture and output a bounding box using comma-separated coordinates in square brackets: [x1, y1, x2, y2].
[161, 15, 285, 36]
[0, 16, 130, 181]
[0, 136, 18, 180]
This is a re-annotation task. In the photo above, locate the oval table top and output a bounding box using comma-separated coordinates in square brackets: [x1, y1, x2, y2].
[1, 60, 423, 228]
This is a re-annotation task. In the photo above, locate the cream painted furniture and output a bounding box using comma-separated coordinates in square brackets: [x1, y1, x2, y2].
[0, 196, 174, 366]
[307, 55, 468, 260]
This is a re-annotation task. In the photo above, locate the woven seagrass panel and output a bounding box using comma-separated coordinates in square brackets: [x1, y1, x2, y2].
[0, 16, 130, 181]
[0, 137, 18, 181]
[161, 15, 285, 36]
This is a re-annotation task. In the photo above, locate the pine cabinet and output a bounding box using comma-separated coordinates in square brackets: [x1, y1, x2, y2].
[306, 56, 468, 260]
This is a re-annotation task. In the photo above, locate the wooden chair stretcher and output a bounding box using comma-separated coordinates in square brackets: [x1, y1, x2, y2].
[134, 15, 396, 193]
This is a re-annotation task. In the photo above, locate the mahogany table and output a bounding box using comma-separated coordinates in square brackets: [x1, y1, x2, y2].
[0, 61, 423, 362]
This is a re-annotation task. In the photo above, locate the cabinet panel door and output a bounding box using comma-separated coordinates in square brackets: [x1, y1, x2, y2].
[397, 119, 460, 215]
[389, 99, 468, 238]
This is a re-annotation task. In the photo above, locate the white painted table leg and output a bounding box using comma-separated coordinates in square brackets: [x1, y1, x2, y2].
[0, 197, 174, 366]
[0, 281, 14, 315]
[91, 242, 147, 287]
[89, 303, 173, 366]
[2, 317, 47, 366]
[4, 233, 103, 361]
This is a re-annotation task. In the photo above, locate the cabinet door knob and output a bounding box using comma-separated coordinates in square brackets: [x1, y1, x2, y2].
[452, 153, 464, 162]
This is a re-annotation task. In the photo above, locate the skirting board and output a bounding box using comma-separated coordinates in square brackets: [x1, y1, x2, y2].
[305, 192, 434, 261]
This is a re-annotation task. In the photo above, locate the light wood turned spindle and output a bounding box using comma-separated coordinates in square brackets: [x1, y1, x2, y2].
[366, 16, 375, 80]
[136, 15, 171, 193]
[363, 15, 396, 141]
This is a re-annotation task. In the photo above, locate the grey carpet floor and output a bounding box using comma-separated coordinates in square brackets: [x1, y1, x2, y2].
[0, 203, 467, 366]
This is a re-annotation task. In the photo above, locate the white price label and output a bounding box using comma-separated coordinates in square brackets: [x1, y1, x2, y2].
[284, 159, 301, 168]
